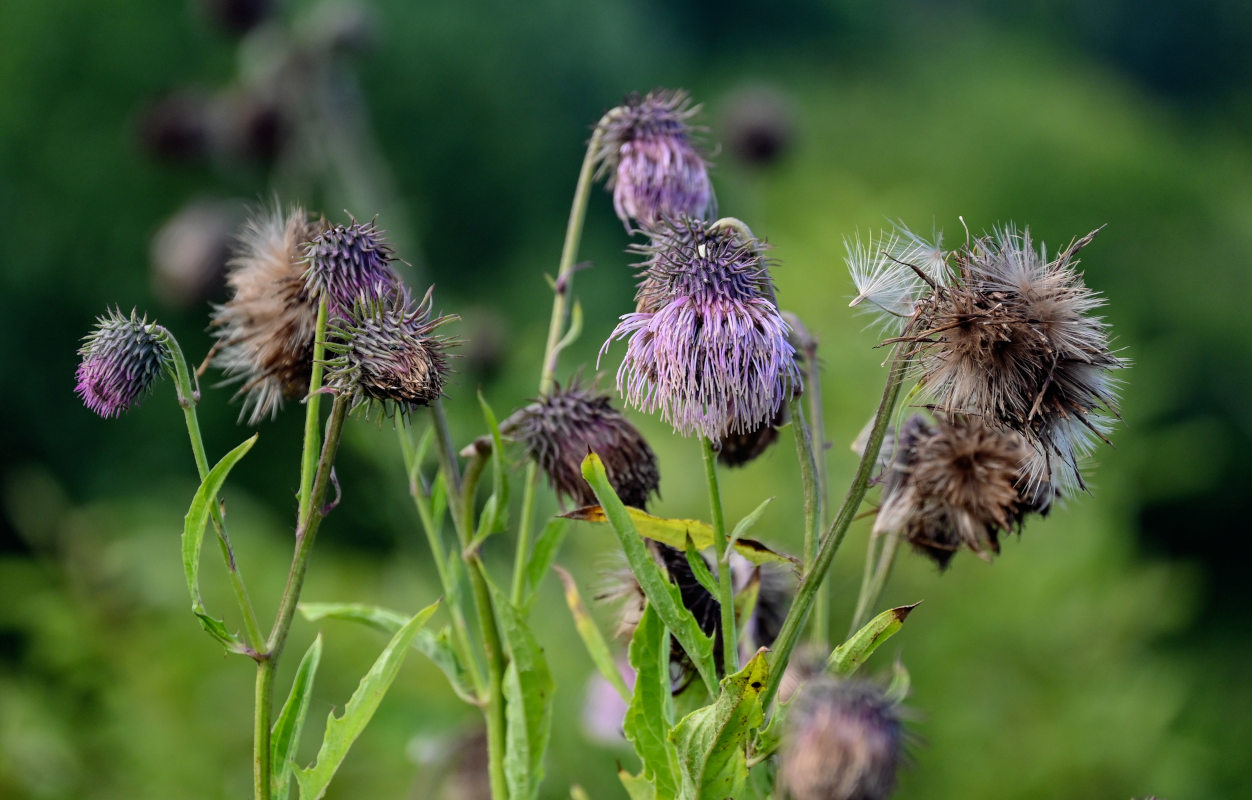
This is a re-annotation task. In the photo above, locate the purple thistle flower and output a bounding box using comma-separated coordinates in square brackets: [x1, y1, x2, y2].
[303, 217, 400, 316]
[601, 217, 800, 441]
[595, 89, 713, 230]
[75, 308, 171, 418]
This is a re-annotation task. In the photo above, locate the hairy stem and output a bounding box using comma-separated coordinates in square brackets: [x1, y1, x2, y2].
[789, 395, 825, 647]
[849, 530, 902, 634]
[701, 437, 738, 675]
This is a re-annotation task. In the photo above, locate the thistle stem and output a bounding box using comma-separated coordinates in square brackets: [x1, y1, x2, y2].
[763, 346, 909, 712]
[789, 395, 825, 647]
[701, 436, 738, 675]
[849, 530, 902, 634]
[297, 299, 329, 528]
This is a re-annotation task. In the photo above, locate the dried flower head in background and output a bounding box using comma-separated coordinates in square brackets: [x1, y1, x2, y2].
[876, 413, 1052, 568]
[502, 381, 660, 509]
[75, 308, 171, 418]
[602, 217, 801, 441]
[779, 677, 903, 800]
[211, 205, 321, 424]
[324, 286, 456, 418]
[303, 217, 400, 316]
[595, 89, 713, 230]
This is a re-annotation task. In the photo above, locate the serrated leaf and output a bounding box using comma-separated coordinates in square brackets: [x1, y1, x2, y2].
[579, 454, 718, 695]
[554, 566, 629, 702]
[181, 434, 257, 651]
[294, 599, 440, 799]
[730, 537, 801, 574]
[670, 649, 769, 800]
[827, 603, 919, 676]
[623, 604, 680, 799]
[523, 518, 568, 608]
[272, 635, 323, 800]
[489, 582, 554, 800]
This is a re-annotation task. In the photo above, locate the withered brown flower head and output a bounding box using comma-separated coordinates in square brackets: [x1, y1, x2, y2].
[876, 413, 1053, 568]
[780, 677, 903, 800]
[502, 380, 659, 509]
[211, 205, 322, 424]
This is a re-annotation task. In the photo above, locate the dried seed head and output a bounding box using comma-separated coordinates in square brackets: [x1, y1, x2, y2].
[780, 677, 903, 800]
[876, 413, 1052, 568]
[75, 308, 171, 418]
[502, 381, 660, 509]
[601, 217, 801, 441]
[211, 205, 321, 424]
[595, 89, 713, 230]
[303, 217, 401, 316]
[715, 410, 783, 467]
[324, 286, 456, 419]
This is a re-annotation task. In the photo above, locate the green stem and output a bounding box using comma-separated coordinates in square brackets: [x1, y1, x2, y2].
[789, 395, 825, 647]
[800, 330, 830, 648]
[701, 437, 738, 676]
[254, 657, 274, 800]
[763, 345, 909, 712]
[849, 530, 902, 634]
[511, 114, 613, 606]
[297, 299, 330, 528]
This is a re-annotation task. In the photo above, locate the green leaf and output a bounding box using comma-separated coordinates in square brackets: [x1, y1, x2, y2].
[619, 767, 659, 800]
[181, 434, 257, 652]
[682, 537, 718, 599]
[623, 604, 680, 799]
[473, 390, 509, 541]
[553, 566, 630, 702]
[580, 454, 718, 695]
[523, 518, 568, 608]
[298, 602, 408, 631]
[727, 497, 774, 549]
[294, 599, 440, 799]
[884, 658, 911, 705]
[670, 649, 769, 800]
[489, 582, 554, 800]
[826, 602, 919, 676]
[272, 635, 323, 800]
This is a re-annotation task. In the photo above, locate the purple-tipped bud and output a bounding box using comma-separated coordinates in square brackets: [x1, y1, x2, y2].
[75, 308, 171, 418]
[303, 218, 400, 316]
[324, 286, 456, 418]
[595, 89, 713, 230]
[502, 381, 660, 509]
[780, 678, 903, 800]
[601, 217, 801, 441]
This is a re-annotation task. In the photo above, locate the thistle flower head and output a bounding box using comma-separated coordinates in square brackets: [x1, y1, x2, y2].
[876, 413, 1053, 568]
[75, 308, 171, 418]
[210, 204, 321, 424]
[324, 286, 456, 418]
[601, 217, 801, 441]
[595, 89, 713, 230]
[779, 677, 903, 800]
[302, 217, 400, 316]
[502, 380, 659, 509]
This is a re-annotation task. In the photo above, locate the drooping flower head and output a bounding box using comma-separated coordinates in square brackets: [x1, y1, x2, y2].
[594, 89, 713, 230]
[75, 308, 171, 418]
[324, 285, 456, 418]
[779, 677, 903, 800]
[302, 217, 400, 316]
[211, 204, 322, 423]
[876, 413, 1053, 568]
[502, 380, 659, 509]
[601, 216, 801, 441]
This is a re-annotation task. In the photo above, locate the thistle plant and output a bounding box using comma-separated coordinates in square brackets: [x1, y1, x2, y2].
[77, 87, 1127, 800]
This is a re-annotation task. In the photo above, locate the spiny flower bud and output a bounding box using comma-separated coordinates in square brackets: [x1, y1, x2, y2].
[594, 89, 713, 230]
[75, 308, 171, 418]
[303, 217, 401, 316]
[876, 413, 1052, 568]
[324, 286, 456, 418]
[601, 217, 801, 441]
[502, 381, 659, 509]
[211, 204, 321, 424]
[779, 677, 903, 800]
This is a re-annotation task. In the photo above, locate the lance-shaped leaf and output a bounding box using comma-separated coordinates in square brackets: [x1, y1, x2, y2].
[272, 635, 323, 800]
[623, 605, 680, 798]
[827, 603, 920, 676]
[523, 517, 569, 608]
[472, 391, 509, 541]
[488, 582, 554, 800]
[294, 599, 440, 799]
[181, 433, 258, 653]
[554, 566, 630, 702]
[580, 453, 717, 695]
[669, 648, 770, 800]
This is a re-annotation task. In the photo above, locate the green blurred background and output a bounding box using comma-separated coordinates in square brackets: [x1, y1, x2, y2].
[3, 1, 1251, 798]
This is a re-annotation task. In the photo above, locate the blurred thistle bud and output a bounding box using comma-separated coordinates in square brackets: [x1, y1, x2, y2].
[302, 217, 401, 316]
[150, 199, 241, 308]
[715, 408, 784, 467]
[136, 90, 212, 162]
[876, 413, 1053, 568]
[779, 677, 903, 800]
[218, 88, 288, 164]
[594, 89, 713, 230]
[602, 216, 801, 441]
[718, 84, 795, 168]
[501, 380, 660, 509]
[195, 0, 277, 36]
[324, 286, 456, 418]
[211, 204, 321, 424]
[75, 308, 172, 418]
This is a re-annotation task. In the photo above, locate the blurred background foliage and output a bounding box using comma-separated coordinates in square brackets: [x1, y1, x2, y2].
[2, 0, 1250, 798]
